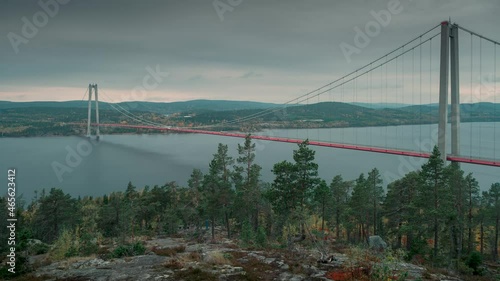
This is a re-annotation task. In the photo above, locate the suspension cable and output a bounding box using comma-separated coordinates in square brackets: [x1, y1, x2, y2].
[429, 37, 432, 147]
[90, 28, 440, 132]
[470, 33, 473, 158]
[419, 36, 422, 152]
[495, 43, 497, 160]
[479, 38, 482, 156]
[203, 24, 442, 126]
[455, 24, 500, 46]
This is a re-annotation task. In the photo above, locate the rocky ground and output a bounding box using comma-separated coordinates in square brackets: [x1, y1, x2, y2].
[8, 230, 487, 281]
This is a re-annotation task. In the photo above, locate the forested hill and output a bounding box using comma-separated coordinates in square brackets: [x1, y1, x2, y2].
[0, 100, 278, 114]
[1, 101, 499, 137]
[183, 102, 500, 127]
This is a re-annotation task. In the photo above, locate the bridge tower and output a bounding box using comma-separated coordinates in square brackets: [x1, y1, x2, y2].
[438, 21, 460, 161]
[86, 83, 100, 141]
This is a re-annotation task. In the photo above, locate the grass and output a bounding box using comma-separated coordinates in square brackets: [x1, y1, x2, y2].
[204, 251, 231, 265]
[164, 259, 183, 270]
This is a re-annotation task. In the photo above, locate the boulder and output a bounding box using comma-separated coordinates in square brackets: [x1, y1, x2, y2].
[368, 236, 387, 250]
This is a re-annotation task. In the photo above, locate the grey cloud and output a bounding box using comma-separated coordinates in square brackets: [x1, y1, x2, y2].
[1, 0, 499, 102]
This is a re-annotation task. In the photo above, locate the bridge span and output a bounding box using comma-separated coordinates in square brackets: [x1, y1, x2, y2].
[92, 123, 500, 168]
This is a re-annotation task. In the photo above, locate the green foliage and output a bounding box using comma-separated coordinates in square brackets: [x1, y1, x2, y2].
[79, 232, 99, 256]
[466, 251, 483, 275]
[49, 229, 77, 261]
[32, 188, 77, 243]
[255, 226, 267, 248]
[240, 220, 255, 246]
[0, 256, 29, 279]
[12, 137, 500, 280]
[30, 243, 50, 255]
[233, 135, 262, 232]
[368, 249, 409, 281]
[268, 140, 319, 237]
[201, 143, 235, 239]
[112, 242, 146, 258]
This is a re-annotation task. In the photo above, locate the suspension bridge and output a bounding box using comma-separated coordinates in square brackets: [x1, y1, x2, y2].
[79, 21, 500, 168]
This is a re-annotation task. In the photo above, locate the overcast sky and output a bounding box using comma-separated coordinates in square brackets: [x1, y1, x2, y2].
[1, 0, 499, 104]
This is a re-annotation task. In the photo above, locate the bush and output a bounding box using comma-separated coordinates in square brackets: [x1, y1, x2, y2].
[79, 233, 99, 256]
[240, 220, 254, 246]
[152, 245, 185, 256]
[255, 226, 267, 248]
[0, 256, 30, 279]
[49, 229, 75, 261]
[28, 241, 50, 255]
[466, 251, 483, 275]
[112, 242, 145, 258]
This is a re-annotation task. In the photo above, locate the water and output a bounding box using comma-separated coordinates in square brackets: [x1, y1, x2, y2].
[0, 123, 499, 200]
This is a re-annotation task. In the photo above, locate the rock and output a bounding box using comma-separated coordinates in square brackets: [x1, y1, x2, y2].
[35, 254, 169, 281]
[264, 257, 276, 264]
[25, 239, 50, 255]
[368, 235, 387, 250]
[393, 262, 425, 279]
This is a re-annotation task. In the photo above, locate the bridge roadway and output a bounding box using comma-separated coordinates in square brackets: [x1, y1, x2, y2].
[90, 123, 500, 168]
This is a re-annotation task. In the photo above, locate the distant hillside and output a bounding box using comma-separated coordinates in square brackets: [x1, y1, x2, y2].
[1, 101, 499, 137]
[349, 102, 411, 109]
[0, 100, 278, 114]
[180, 101, 500, 128]
[182, 102, 436, 127]
[400, 103, 500, 122]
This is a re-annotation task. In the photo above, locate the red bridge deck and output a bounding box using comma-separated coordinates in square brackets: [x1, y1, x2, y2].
[90, 123, 500, 168]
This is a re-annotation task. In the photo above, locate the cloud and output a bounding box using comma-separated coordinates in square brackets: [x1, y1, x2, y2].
[0, 0, 499, 103]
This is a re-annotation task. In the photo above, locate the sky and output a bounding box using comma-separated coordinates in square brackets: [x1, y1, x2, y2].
[1, 0, 499, 104]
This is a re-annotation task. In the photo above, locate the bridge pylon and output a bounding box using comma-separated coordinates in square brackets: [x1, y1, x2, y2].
[438, 21, 460, 161]
[86, 83, 100, 141]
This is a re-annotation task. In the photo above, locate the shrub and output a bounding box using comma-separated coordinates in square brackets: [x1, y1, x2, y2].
[0, 256, 30, 279]
[79, 232, 99, 256]
[49, 229, 75, 261]
[466, 251, 483, 275]
[152, 245, 185, 256]
[112, 242, 145, 258]
[30, 242, 50, 255]
[64, 246, 79, 258]
[240, 220, 254, 246]
[255, 226, 267, 248]
[204, 251, 231, 265]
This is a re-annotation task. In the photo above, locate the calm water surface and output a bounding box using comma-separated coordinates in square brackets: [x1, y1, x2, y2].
[1, 123, 499, 200]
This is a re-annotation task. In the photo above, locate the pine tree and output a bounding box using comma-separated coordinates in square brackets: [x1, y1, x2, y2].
[367, 168, 384, 236]
[464, 173, 480, 254]
[330, 175, 351, 241]
[97, 191, 124, 237]
[33, 188, 77, 242]
[268, 160, 297, 223]
[486, 183, 500, 260]
[445, 162, 466, 259]
[187, 169, 204, 230]
[384, 171, 419, 249]
[268, 140, 319, 239]
[233, 135, 262, 231]
[349, 173, 370, 242]
[418, 146, 449, 260]
[313, 179, 330, 232]
[201, 143, 234, 239]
